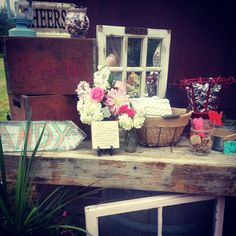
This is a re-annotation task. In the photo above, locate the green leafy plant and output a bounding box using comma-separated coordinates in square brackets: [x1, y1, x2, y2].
[0, 119, 96, 236]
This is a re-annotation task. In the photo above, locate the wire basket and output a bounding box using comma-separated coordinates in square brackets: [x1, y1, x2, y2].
[137, 108, 192, 147]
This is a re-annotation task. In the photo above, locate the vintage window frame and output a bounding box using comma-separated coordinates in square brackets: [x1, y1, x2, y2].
[85, 194, 225, 236]
[96, 25, 171, 98]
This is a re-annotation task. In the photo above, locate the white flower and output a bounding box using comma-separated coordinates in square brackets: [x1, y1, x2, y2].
[133, 113, 145, 129]
[118, 114, 133, 130]
[118, 112, 145, 130]
[78, 98, 104, 125]
[76, 81, 91, 98]
[77, 99, 85, 113]
[93, 65, 111, 89]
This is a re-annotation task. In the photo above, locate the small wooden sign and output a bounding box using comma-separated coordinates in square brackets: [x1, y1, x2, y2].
[125, 27, 148, 35]
[0, 121, 86, 152]
[31, 2, 75, 35]
[224, 141, 236, 155]
[91, 121, 119, 149]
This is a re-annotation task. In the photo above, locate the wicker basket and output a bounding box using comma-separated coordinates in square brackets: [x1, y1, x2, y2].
[137, 108, 192, 147]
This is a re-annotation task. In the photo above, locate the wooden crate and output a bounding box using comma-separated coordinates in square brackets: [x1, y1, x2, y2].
[8, 94, 90, 136]
[3, 37, 96, 95]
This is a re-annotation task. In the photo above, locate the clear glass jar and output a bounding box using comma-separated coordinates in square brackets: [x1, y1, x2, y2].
[189, 120, 215, 155]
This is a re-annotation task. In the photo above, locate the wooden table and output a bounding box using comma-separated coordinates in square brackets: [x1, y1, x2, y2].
[4, 139, 236, 197]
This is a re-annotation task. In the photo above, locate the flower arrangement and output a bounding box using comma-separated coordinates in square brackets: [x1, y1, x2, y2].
[118, 104, 145, 131]
[76, 66, 145, 130]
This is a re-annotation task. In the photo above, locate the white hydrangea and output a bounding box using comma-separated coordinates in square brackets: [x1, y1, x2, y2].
[93, 65, 111, 89]
[133, 113, 145, 129]
[78, 99, 104, 125]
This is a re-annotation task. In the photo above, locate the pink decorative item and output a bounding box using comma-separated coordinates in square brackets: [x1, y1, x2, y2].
[192, 117, 205, 138]
[208, 110, 223, 126]
[190, 118, 215, 155]
[175, 77, 236, 116]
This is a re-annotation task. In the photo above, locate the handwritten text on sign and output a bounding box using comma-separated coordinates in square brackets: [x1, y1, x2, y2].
[0, 121, 86, 152]
[91, 121, 119, 149]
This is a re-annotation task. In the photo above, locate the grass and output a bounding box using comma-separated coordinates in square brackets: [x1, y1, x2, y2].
[0, 57, 9, 121]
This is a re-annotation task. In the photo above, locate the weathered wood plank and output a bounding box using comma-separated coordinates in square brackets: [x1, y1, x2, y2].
[0, 121, 86, 151]
[3, 141, 236, 196]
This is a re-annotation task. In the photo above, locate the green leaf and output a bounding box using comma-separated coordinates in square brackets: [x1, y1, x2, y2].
[14, 117, 43, 233]
[108, 72, 114, 87]
[0, 135, 8, 204]
[23, 206, 38, 227]
[0, 196, 10, 224]
[49, 224, 90, 235]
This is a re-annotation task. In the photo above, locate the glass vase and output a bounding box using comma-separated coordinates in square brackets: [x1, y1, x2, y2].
[189, 120, 215, 155]
[125, 128, 137, 153]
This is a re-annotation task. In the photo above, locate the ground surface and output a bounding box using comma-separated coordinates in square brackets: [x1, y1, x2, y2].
[0, 57, 9, 121]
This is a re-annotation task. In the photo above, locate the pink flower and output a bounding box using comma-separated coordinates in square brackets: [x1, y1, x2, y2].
[126, 108, 136, 117]
[119, 104, 129, 113]
[106, 88, 128, 115]
[113, 80, 126, 93]
[90, 87, 105, 102]
[63, 210, 68, 217]
[119, 105, 136, 117]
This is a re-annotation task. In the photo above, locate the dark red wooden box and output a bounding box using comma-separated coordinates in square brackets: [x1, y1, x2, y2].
[8, 94, 90, 136]
[3, 37, 96, 95]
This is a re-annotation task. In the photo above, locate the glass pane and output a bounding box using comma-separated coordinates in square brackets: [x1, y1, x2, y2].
[163, 200, 215, 236]
[127, 38, 142, 67]
[106, 37, 122, 66]
[111, 72, 122, 81]
[126, 72, 141, 98]
[99, 209, 157, 236]
[146, 39, 161, 67]
[145, 72, 159, 97]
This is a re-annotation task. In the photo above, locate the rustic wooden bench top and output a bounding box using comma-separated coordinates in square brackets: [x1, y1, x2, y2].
[4, 140, 236, 197]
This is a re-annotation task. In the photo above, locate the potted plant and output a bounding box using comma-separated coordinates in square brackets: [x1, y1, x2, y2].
[0, 119, 96, 236]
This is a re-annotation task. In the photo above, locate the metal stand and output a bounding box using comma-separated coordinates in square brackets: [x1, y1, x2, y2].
[96, 146, 114, 156]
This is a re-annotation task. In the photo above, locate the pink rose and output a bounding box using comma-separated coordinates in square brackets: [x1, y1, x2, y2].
[90, 87, 105, 102]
